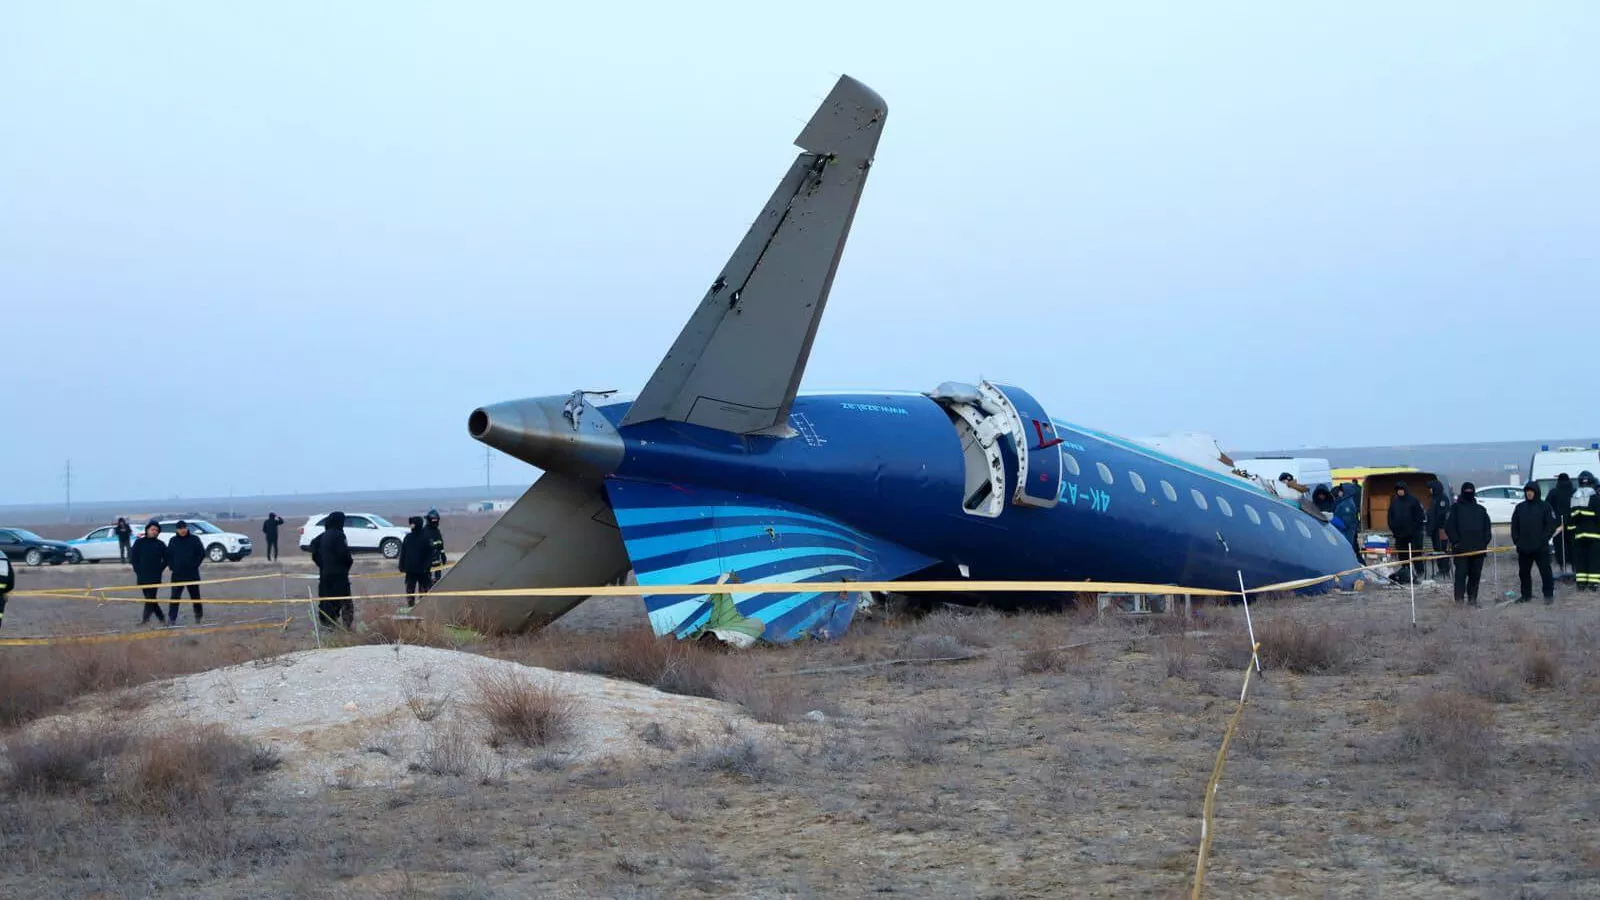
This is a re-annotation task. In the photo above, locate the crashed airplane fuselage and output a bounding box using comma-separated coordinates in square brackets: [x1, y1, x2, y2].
[419, 75, 1360, 644]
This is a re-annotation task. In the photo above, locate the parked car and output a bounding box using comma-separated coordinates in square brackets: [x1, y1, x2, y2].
[0, 527, 82, 566]
[298, 512, 407, 559]
[67, 525, 129, 562]
[156, 520, 254, 563]
[1472, 484, 1524, 526]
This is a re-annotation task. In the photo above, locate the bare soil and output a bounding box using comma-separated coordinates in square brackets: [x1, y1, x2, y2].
[2, 560, 1598, 899]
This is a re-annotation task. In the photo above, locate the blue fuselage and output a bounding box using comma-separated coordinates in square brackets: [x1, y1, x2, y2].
[598, 391, 1357, 597]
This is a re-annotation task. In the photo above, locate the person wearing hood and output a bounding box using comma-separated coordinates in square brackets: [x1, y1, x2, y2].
[0, 552, 13, 630]
[310, 511, 355, 628]
[1510, 482, 1558, 603]
[399, 516, 433, 608]
[165, 520, 207, 625]
[1331, 484, 1361, 552]
[1425, 478, 1453, 579]
[1569, 472, 1600, 591]
[1387, 481, 1427, 584]
[1444, 482, 1493, 606]
[262, 512, 286, 562]
[1548, 473, 1576, 571]
[129, 520, 169, 625]
[1312, 484, 1336, 514]
[424, 509, 446, 586]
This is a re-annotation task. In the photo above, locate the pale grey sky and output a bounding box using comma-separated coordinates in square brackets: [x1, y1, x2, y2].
[2, 2, 1594, 504]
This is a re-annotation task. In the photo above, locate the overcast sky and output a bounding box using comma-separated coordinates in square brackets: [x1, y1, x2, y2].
[3, 2, 1594, 504]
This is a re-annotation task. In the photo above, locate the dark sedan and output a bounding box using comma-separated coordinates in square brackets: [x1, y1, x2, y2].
[0, 527, 82, 566]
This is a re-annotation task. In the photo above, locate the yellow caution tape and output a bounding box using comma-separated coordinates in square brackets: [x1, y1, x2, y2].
[1192, 641, 1260, 900]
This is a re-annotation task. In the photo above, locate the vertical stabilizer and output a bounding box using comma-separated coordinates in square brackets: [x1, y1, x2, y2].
[619, 75, 887, 435]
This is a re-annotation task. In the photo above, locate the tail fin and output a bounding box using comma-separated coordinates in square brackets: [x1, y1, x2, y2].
[618, 75, 886, 435]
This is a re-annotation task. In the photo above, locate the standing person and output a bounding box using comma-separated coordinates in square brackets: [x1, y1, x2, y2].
[1444, 482, 1493, 606]
[129, 520, 169, 625]
[1548, 473, 1575, 571]
[166, 520, 206, 625]
[1332, 484, 1361, 553]
[1570, 472, 1600, 591]
[310, 511, 355, 629]
[399, 516, 432, 609]
[114, 517, 133, 564]
[0, 551, 12, 630]
[1426, 478, 1453, 580]
[262, 512, 286, 562]
[1387, 481, 1427, 584]
[424, 509, 446, 586]
[1510, 482, 1558, 604]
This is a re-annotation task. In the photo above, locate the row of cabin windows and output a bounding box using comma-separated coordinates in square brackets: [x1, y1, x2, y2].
[1062, 451, 1341, 546]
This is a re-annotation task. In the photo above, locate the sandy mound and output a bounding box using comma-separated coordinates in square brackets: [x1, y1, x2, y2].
[91, 645, 769, 791]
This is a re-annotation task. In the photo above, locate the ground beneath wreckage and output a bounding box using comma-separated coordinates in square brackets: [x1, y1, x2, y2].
[3, 575, 1600, 899]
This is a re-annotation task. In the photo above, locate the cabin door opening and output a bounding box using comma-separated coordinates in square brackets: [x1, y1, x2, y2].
[926, 380, 1062, 517]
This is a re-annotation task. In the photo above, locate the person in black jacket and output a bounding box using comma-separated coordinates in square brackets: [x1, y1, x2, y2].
[129, 520, 169, 625]
[424, 509, 446, 586]
[1444, 482, 1493, 606]
[1548, 473, 1575, 570]
[0, 553, 13, 630]
[1426, 478, 1453, 579]
[263, 512, 286, 561]
[1510, 482, 1558, 604]
[310, 511, 355, 629]
[166, 520, 207, 624]
[114, 517, 133, 564]
[398, 516, 432, 608]
[1387, 481, 1428, 584]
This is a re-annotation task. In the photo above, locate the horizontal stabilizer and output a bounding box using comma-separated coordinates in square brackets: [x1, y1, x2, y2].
[421, 472, 631, 634]
[618, 75, 887, 436]
[605, 479, 935, 644]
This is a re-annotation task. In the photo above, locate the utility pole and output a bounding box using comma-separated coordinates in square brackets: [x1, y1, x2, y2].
[63, 459, 72, 523]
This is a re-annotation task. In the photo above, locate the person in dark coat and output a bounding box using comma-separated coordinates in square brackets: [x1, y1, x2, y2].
[424, 509, 446, 586]
[114, 517, 133, 564]
[129, 520, 169, 625]
[1387, 481, 1428, 584]
[1331, 484, 1361, 553]
[1425, 478, 1453, 579]
[398, 516, 433, 607]
[262, 512, 286, 562]
[1548, 473, 1575, 570]
[1510, 482, 1558, 604]
[0, 553, 13, 630]
[166, 520, 207, 624]
[310, 511, 355, 629]
[1444, 482, 1493, 606]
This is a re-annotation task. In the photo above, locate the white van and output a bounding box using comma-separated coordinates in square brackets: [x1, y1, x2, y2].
[1231, 456, 1335, 495]
[1530, 444, 1600, 497]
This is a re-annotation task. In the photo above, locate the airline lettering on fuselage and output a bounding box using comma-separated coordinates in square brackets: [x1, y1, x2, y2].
[838, 402, 909, 415]
[1059, 482, 1111, 513]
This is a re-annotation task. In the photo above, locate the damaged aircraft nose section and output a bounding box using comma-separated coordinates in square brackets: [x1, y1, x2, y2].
[467, 394, 624, 478]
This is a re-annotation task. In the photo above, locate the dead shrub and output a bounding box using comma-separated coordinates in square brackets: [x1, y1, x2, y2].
[712, 658, 809, 725]
[1159, 636, 1197, 678]
[918, 608, 1007, 649]
[2, 722, 131, 794]
[686, 737, 777, 782]
[471, 669, 575, 748]
[1460, 659, 1522, 704]
[1520, 641, 1562, 689]
[1390, 690, 1499, 782]
[1019, 636, 1084, 675]
[1254, 618, 1357, 674]
[510, 627, 726, 699]
[115, 724, 274, 815]
[359, 609, 459, 648]
[415, 722, 480, 777]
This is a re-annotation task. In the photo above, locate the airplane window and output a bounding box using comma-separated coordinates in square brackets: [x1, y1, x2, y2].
[1296, 520, 1313, 539]
[1217, 497, 1233, 517]
[1161, 481, 1178, 502]
[1269, 511, 1285, 531]
[1063, 453, 1081, 477]
[1245, 506, 1261, 525]
[1129, 471, 1147, 493]
[1190, 489, 1207, 510]
[1096, 462, 1113, 486]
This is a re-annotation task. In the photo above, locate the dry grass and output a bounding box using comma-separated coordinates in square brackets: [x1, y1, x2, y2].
[1388, 690, 1500, 782]
[470, 668, 575, 748]
[500, 626, 728, 699]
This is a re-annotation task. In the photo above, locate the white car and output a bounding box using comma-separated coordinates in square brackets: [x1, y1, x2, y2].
[1471, 485, 1523, 525]
[298, 512, 407, 559]
[70, 520, 253, 564]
